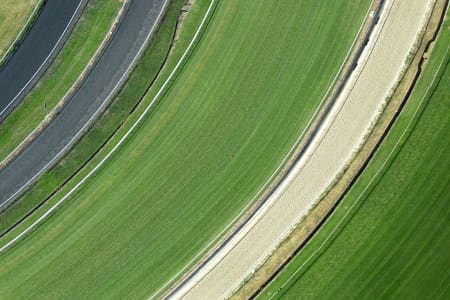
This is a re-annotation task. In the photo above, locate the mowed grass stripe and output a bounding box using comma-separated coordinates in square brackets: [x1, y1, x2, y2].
[0, 0, 123, 162]
[259, 16, 450, 300]
[0, 0, 371, 299]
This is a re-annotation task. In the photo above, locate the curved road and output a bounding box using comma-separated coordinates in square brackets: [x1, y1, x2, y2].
[168, 0, 434, 298]
[0, 0, 168, 210]
[0, 0, 86, 121]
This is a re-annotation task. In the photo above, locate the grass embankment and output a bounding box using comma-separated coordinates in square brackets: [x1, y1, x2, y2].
[0, 0, 123, 161]
[259, 17, 450, 300]
[0, 0, 42, 65]
[0, 0, 185, 236]
[0, 0, 371, 298]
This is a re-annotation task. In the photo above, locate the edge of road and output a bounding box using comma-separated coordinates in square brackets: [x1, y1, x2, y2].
[0, 0, 132, 171]
[246, 1, 449, 298]
[159, 0, 384, 298]
[0, 0, 45, 67]
[0, 0, 88, 123]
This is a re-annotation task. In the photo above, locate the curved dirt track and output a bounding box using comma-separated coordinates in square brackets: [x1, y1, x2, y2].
[171, 0, 434, 298]
[0, 0, 86, 121]
[0, 0, 168, 210]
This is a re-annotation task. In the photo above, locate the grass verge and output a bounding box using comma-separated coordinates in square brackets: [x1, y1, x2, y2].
[0, 0, 372, 298]
[0, 0, 42, 66]
[258, 12, 450, 300]
[0, 0, 123, 162]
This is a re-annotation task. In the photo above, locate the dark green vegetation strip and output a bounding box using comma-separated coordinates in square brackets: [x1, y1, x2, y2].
[259, 17, 450, 300]
[0, 0, 371, 298]
[0, 0, 184, 235]
[0, 0, 122, 161]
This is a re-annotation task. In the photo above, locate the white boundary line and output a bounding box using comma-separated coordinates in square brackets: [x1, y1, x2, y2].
[0, 0, 169, 211]
[0, 0, 86, 118]
[0, 0, 44, 65]
[0, 0, 130, 169]
[267, 43, 450, 300]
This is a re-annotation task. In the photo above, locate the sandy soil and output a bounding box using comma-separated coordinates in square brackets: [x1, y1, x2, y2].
[173, 0, 434, 299]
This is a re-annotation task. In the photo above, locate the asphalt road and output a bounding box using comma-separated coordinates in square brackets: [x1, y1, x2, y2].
[0, 0, 86, 121]
[0, 0, 168, 210]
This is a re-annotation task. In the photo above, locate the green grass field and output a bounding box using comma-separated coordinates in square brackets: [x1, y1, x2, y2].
[0, 0, 371, 298]
[259, 17, 450, 300]
[0, 0, 41, 64]
[0, 0, 122, 162]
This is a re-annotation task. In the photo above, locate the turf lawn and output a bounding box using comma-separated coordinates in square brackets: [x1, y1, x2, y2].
[0, 0, 122, 161]
[259, 16, 450, 300]
[0, 0, 371, 298]
[0, 0, 41, 65]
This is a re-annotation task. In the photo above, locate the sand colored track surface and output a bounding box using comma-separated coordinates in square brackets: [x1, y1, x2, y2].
[175, 0, 434, 298]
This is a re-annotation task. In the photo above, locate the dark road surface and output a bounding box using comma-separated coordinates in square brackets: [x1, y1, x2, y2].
[0, 0, 86, 121]
[0, 0, 168, 210]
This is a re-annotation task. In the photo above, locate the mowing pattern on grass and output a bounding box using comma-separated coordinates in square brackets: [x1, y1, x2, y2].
[0, 0, 40, 63]
[259, 17, 450, 300]
[0, 0, 122, 162]
[0, 0, 370, 298]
